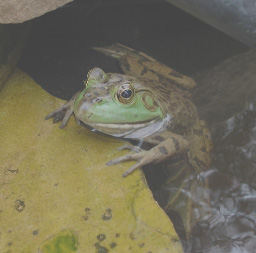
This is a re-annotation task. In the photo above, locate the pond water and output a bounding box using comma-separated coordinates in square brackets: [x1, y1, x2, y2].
[18, 1, 254, 252]
[192, 103, 256, 253]
[142, 100, 256, 252]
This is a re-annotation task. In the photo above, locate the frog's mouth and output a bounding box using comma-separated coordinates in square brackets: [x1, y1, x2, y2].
[88, 114, 170, 139]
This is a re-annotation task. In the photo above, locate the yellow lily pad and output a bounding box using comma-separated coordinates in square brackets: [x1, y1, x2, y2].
[0, 69, 183, 252]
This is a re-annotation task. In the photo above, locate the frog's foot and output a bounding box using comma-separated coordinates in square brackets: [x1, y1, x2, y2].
[45, 92, 79, 129]
[108, 135, 189, 177]
[45, 107, 67, 123]
[45, 102, 74, 129]
[106, 150, 152, 177]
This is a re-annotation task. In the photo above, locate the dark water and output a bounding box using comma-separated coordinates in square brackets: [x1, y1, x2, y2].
[144, 108, 256, 253]
[196, 105, 256, 253]
[17, 1, 255, 252]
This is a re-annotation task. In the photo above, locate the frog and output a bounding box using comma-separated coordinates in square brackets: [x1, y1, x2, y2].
[45, 43, 212, 235]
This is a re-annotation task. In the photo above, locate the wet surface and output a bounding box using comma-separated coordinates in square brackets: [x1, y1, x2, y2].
[188, 105, 256, 253]
[17, 1, 255, 252]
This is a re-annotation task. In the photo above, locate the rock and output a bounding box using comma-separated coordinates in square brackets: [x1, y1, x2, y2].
[0, 69, 182, 252]
[0, 0, 73, 23]
[0, 23, 30, 89]
[193, 49, 256, 125]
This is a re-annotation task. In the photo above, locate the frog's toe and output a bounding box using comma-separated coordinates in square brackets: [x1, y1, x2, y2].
[45, 98, 76, 124]
[45, 110, 65, 122]
[60, 108, 73, 129]
[106, 151, 143, 165]
[122, 163, 142, 177]
[55, 111, 67, 123]
[45, 111, 55, 120]
[106, 156, 142, 177]
[118, 145, 142, 153]
[107, 154, 132, 166]
[106, 152, 146, 177]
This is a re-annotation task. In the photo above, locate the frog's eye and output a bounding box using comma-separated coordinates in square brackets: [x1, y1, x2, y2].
[83, 69, 92, 87]
[116, 83, 135, 104]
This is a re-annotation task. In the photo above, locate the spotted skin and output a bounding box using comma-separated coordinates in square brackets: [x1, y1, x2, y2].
[97, 44, 211, 172]
[91, 44, 212, 235]
[46, 43, 212, 236]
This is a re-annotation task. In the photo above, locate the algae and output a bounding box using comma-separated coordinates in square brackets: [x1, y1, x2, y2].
[40, 229, 78, 253]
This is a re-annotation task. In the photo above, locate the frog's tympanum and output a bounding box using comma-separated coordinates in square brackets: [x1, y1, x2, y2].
[46, 44, 212, 235]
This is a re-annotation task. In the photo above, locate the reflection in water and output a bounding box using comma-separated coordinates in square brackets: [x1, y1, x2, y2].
[189, 102, 256, 252]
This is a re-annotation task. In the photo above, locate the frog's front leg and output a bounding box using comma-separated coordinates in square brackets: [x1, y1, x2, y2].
[107, 133, 189, 177]
[45, 92, 80, 128]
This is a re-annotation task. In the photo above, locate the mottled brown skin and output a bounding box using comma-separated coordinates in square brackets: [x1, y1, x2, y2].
[98, 44, 212, 174]
[94, 44, 212, 235]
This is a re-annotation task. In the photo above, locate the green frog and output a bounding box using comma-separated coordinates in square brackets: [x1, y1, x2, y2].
[45, 44, 211, 234]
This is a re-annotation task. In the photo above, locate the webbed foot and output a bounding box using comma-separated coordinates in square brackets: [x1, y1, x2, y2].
[108, 135, 189, 177]
[45, 92, 79, 128]
[106, 149, 151, 177]
[45, 102, 74, 129]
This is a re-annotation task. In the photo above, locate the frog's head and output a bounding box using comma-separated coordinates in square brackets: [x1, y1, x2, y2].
[74, 68, 166, 138]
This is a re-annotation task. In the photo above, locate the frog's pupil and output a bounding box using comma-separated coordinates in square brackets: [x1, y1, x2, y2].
[121, 89, 132, 98]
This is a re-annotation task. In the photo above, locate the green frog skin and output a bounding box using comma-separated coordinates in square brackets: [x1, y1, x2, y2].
[45, 44, 211, 178]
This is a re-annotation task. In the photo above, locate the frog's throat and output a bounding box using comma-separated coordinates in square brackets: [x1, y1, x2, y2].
[89, 114, 171, 139]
